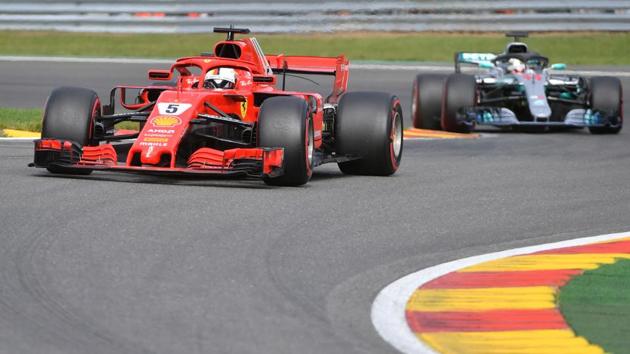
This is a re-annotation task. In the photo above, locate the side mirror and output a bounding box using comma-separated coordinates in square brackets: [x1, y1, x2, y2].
[148, 69, 172, 81]
[550, 63, 566, 70]
[479, 61, 495, 69]
[119, 87, 150, 110]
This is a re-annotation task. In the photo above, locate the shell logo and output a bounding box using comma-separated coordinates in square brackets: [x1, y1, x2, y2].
[152, 116, 181, 127]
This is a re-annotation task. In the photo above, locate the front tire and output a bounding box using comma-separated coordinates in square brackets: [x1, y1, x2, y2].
[336, 92, 403, 176]
[441, 74, 476, 133]
[412, 73, 447, 130]
[588, 77, 623, 134]
[42, 86, 100, 175]
[258, 96, 313, 186]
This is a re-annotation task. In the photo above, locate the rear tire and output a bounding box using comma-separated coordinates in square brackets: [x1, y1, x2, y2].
[412, 73, 447, 130]
[258, 96, 313, 186]
[588, 76, 623, 134]
[336, 92, 403, 176]
[42, 86, 100, 175]
[441, 74, 476, 133]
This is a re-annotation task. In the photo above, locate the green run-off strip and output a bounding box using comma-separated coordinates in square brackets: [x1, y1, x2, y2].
[559, 259, 630, 354]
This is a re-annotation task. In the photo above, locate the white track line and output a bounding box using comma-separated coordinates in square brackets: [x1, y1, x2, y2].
[1, 56, 629, 77]
[371, 230, 630, 354]
[0, 137, 36, 141]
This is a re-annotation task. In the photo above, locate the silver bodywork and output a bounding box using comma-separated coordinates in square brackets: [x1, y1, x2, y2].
[457, 52, 617, 129]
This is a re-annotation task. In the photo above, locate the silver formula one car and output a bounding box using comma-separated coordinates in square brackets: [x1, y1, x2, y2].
[412, 32, 623, 134]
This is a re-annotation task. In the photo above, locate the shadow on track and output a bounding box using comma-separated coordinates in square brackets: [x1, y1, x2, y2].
[30, 169, 349, 189]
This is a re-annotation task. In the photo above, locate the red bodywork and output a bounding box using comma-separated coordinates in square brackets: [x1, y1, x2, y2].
[33, 35, 349, 178]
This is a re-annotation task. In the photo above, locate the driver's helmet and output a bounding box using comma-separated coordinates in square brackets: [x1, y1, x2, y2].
[507, 58, 526, 73]
[204, 68, 237, 89]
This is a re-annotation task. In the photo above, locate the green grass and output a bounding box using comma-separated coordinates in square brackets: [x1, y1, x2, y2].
[0, 31, 629, 65]
[0, 107, 139, 132]
[0, 107, 42, 132]
[559, 259, 630, 353]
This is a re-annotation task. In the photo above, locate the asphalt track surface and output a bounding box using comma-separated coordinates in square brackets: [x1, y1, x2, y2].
[1, 60, 630, 354]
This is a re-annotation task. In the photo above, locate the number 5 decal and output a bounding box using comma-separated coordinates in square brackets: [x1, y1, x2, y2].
[165, 104, 178, 114]
[157, 103, 192, 115]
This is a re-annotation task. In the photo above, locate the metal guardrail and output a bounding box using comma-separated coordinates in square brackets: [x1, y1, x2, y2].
[0, 1, 629, 33]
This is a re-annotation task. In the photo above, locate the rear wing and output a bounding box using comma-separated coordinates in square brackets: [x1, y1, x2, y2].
[265, 54, 349, 104]
[454, 52, 497, 73]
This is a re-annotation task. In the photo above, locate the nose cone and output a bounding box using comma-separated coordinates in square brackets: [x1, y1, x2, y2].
[531, 105, 552, 121]
[528, 95, 552, 121]
[127, 114, 188, 167]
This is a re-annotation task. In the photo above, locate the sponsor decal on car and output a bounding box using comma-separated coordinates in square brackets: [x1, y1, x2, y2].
[151, 116, 182, 127]
[145, 128, 176, 138]
[143, 137, 169, 143]
[240, 99, 248, 118]
[139, 141, 167, 147]
[147, 129, 175, 134]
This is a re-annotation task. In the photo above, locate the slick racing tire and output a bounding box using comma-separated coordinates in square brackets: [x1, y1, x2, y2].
[412, 73, 447, 130]
[588, 76, 623, 135]
[441, 74, 476, 133]
[41, 86, 100, 175]
[258, 96, 313, 186]
[335, 92, 403, 176]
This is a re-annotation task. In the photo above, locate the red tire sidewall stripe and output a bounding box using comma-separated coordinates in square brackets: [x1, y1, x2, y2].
[305, 115, 312, 177]
[389, 98, 401, 171]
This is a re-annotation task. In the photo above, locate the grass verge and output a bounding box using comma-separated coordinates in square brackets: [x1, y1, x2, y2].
[559, 259, 630, 353]
[0, 31, 629, 65]
[0, 107, 139, 132]
[0, 107, 42, 132]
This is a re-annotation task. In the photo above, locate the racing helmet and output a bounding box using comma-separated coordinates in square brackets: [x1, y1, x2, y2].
[507, 58, 526, 73]
[204, 68, 237, 89]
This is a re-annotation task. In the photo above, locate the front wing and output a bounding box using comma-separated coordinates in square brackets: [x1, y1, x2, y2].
[460, 107, 621, 129]
[31, 139, 284, 179]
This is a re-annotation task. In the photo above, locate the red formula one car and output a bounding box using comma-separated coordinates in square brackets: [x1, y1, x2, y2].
[31, 27, 403, 186]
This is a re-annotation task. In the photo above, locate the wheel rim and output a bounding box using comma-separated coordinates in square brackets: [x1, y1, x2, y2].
[391, 110, 403, 160]
[306, 119, 314, 171]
